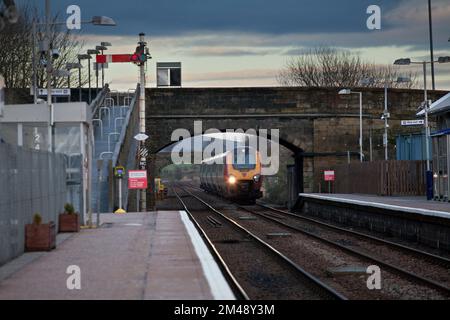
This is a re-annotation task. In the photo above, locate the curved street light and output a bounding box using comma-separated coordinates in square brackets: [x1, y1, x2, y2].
[394, 56, 450, 200]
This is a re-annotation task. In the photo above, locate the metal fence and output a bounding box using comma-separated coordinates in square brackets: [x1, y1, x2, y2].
[334, 160, 427, 196]
[111, 85, 140, 212]
[0, 143, 67, 266]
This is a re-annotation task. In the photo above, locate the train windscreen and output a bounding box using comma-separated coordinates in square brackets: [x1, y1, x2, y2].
[232, 148, 256, 170]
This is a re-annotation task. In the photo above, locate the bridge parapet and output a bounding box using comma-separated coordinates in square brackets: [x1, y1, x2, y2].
[143, 86, 448, 194]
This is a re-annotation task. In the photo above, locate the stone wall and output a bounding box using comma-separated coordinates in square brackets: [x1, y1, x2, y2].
[144, 86, 448, 199]
[299, 197, 450, 251]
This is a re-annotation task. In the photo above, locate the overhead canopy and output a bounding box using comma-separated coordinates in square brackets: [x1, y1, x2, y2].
[417, 92, 450, 117]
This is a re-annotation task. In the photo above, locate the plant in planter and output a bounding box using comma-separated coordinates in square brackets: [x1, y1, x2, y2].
[58, 203, 80, 232]
[25, 213, 56, 252]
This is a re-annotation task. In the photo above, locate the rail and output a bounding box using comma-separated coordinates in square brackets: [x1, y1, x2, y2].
[234, 202, 450, 295]
[91, 84, 110, 119]
[172, 187, 250, 300]
[177, 185, 347, 300]
[112, 84, 140, 167]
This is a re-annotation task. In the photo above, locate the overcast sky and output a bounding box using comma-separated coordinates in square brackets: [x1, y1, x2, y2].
[26, 0, 450, 90]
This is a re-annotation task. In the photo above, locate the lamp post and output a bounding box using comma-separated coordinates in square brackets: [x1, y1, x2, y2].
[339, 89, 364, 162]
[77, 54, 90, 102]
[361, 76, 411, 160]
[428, 0, 436, 90]
[66, 63, 82, 102]
[32, 13, 116, 106]
[95, 45, 107, 95]
[100, 42, 112, 87]
[394, 56, 450, 200]
[87, 49, 100, 104]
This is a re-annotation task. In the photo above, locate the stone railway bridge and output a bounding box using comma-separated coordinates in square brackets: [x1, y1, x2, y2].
[129, 86, 446, 210]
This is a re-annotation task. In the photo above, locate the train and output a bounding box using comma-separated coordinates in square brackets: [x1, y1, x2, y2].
[200, 146, 263, 203]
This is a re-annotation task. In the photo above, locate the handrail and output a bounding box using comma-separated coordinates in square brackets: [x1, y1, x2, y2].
[112, 83, 140, 167]
[91, 84, 110, 119]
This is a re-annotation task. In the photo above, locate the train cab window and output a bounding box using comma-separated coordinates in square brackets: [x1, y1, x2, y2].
[233, 147, 256, 170]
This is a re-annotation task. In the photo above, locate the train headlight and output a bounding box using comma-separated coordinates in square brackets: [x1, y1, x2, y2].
[253, 174, 261, 182]
[228, 175, 236, 184]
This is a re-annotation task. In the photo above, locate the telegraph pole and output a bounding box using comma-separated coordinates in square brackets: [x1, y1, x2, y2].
[428, 0, 436, 90]
[138, 33, 147, 212]
[45, 0, 53, 152]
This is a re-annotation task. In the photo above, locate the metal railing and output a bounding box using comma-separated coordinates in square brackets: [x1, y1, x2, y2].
[91, 85, 110, 119]
[110, 85, 140, 211]
[112, 85, 140, 167]
[0, 143, 67, 266]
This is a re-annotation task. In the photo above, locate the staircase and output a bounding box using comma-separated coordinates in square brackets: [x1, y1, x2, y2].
[91, 92, 134, 213]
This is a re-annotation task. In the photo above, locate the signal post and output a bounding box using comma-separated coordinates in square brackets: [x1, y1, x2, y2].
[137, 33, 149, 212]
[96, 32, 152, 212]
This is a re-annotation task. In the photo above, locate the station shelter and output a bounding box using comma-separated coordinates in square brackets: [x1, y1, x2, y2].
[0, 102, 93, 223]
[418, 92, 450, 201]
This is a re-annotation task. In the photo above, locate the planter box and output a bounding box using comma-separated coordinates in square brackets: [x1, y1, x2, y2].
[58, 213, 80, 233]
[25, 222, 56, 252]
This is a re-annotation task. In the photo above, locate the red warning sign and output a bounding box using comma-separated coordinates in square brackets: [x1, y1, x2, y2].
[128, 170, 148, 189]
[324, 170, 335, 182]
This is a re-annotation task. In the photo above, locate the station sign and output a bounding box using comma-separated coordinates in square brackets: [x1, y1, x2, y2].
[37, 88, 71, 97]
[401, 120, 424, 126]
[128, 170, 148, 189]
[324, 170, 335, 182]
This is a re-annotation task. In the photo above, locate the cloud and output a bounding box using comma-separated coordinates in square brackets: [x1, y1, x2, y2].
[28, 0, 399, 36]
[184, 69, 278, 82]
[27, 0, 450, 51]
[174, 47, 277, 57]
[52, 0, 450, 90]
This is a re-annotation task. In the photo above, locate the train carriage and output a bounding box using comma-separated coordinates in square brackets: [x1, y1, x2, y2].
[200, 146, 263, 203]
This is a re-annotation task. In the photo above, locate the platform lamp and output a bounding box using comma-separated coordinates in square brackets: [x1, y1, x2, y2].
[77, 54, 91, 102]
[360, 76, 411, 161]
[66, 62, 82, 102]
[87, 49, 100, 104]
[338, 89, 364, 162]
[100, 42, 112, 87]
[394, 56, 450, 200]
[95, 45, 108, 95]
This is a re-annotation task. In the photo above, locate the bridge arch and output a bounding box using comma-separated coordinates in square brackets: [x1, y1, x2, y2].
[139, 86, 441, 210]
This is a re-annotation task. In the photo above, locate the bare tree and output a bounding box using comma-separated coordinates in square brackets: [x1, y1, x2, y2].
[278, 47, 417, 89]
[0, 4, 89, 89]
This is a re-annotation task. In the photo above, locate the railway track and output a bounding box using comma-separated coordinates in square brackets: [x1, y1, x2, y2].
[179, 183, 450, 299]
[257, 202, 450, 266]
[172, 187, 250, 300]
[186, 181, 450, 265]
[172, 185, 347, 300]
[234, 203, 450, 296]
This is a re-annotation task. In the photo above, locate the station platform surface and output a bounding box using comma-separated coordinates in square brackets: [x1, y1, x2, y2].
[0, 211, 235, 300]
[300, 193, 450, 219]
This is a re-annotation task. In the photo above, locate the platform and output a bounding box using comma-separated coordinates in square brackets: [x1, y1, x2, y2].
[298, 193, 450, 251]
[300, 194, 450, 219]
[0, 211, 235, 300]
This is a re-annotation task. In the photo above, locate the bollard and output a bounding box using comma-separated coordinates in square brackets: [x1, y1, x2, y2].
[114, 166, 126, 214]
[426, 170, 433, 200]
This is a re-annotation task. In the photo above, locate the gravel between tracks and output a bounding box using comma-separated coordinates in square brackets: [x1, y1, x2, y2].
[187, 187, 449, 300]
[176, 190, 338, 300]
[254, 206, 450, 290]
